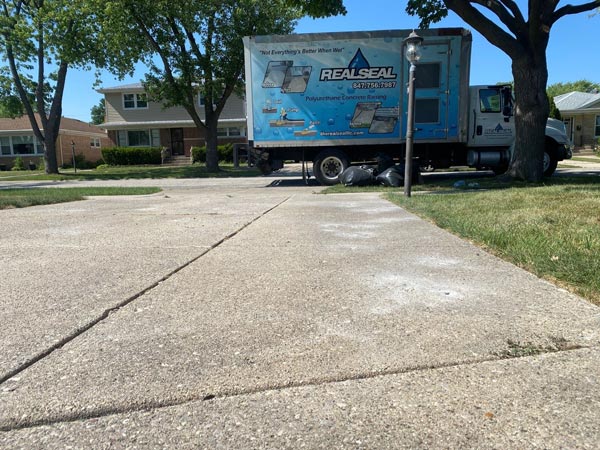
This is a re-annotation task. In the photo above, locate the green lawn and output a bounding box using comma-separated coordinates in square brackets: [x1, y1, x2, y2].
[0, 187, 161, 209]
[0, 163, 259, 181]
[386, 176, 600, 305]
[570, 156, 600, 163]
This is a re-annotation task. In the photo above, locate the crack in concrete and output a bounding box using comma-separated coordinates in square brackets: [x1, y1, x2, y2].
[0, 345, 590, 433]
[0, 196, 291, 388]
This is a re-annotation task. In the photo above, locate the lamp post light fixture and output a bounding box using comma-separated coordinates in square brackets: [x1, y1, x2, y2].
[403, 30, 423, 197]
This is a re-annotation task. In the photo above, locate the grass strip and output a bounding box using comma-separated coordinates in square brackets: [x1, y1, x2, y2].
[0, 164, 259, 181]
[570, 156, 600, 163]
[386, 177, 600, 305]
[0, 187, 161, 209]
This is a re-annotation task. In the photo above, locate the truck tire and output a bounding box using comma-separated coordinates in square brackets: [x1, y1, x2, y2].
[313, 149, 350, 185]
[543, 150, 558, 177]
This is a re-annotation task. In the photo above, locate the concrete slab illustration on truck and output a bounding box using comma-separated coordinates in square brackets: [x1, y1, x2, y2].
[243, 28, 572, 185]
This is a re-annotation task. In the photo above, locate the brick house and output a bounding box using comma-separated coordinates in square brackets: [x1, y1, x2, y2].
[554, 91, 600, 151]
[0, 114, 111, 170]
[98, 83, 247, 157]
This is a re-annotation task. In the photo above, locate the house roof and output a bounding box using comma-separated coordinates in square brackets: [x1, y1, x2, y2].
[97, 83, 145, 93]
[554, 91, 600, 112]
[0, 115, 108, 136]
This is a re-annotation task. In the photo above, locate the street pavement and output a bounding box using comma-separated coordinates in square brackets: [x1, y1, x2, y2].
[1, 168, 599, 448]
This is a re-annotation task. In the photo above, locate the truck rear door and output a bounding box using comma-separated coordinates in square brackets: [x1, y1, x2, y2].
[402, 41, 450, 140]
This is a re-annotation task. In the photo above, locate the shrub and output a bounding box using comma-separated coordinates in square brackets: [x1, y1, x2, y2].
[11, 156, 25, 171]
[191, 146, 206, 163]
[218, 143, 234, 163]
[191, 144, 235, 164]
[61, 153, 102, 170]
[101, 147, 162, 165]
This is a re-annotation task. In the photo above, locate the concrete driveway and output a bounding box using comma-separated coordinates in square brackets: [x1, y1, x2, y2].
[1, 173, 599, 448]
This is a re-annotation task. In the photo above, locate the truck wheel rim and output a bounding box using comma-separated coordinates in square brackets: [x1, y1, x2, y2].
[320, 156, 344, 180]
[543, 152, 550, 172]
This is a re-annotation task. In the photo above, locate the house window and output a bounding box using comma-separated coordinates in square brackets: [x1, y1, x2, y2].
[117, 129, 160, 147]
[216, 127, 244, 137]
[198, 93, 205, 106]
[123, 93, 148, 109]
[1, 137, 11, 155]
[128, 130, 150, 146]
[595, 116, 600, 137]
[90, 138, 101, 148]
[10, 135, 43, 155]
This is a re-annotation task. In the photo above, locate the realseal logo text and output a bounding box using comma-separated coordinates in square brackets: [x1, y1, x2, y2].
[319, 49, 397, 82]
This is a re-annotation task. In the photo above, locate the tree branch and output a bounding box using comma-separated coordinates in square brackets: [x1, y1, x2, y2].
[444, 0, 523, 58]
[470, 0, 523, 36]
[498, 0, 526, 24]
[552, 1, 600, 24]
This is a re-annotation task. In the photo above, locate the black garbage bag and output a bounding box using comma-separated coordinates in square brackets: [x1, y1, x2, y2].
[339, 166, 376, 186]
[376, 165, 405, 187]
[375, 153, 395, 173]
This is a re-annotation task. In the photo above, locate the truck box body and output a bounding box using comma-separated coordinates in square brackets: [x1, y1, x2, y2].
[243, 28, 472, 148]
[243, 28, 571, 184]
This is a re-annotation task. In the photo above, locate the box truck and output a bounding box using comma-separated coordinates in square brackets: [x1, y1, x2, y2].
[243, 28, 572, 185]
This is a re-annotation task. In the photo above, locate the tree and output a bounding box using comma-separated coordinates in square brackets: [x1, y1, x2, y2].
[407, 0, 600, 181]
[106, 0, 300, 172]
[90, 98, 106, 125]
[0, 0, 141, 173]
[547, 79, 600, 99]
[286, 0, 346, 17]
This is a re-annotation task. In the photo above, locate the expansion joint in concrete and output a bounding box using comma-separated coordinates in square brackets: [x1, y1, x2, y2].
[0, 197, 291, 388]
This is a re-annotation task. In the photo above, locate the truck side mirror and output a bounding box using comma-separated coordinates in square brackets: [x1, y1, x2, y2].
[501, 88, 513, 119]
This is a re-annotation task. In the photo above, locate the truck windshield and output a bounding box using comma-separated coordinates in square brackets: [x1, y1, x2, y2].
[479, 89, 501, 113]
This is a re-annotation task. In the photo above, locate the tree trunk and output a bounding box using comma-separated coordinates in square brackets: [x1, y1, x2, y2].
[204, 114, 220, 172]
[505, 54, 549, 182]
[43, 136, 60, 174]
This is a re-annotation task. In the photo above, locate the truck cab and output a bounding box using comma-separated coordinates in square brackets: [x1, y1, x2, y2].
[466, 84, 572, 176]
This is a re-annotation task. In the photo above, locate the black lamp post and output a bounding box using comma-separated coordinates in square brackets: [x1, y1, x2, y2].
[403, 30, 423, 197]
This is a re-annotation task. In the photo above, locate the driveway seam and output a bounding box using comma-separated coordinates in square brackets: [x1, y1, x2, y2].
[1, 345, 591, 432]
[0, 196, 291, 387]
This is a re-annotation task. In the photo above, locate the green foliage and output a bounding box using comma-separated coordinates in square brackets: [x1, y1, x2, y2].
[191, 146, 207, 163]
[549, 96, 562, 120]
[406, 0, 448, 28]
[11, 156, 25, 171]
[106, 0, 300, 170]
[0, 187, 161, 209]
[286, 0, 346, 18]
[191, 144, 234, 163]
[0, 0, 145, 173]
[61, 154, 103, 170]
[547, 80, 600, 99]
[101, 147, 162, 165]
[90, 98, 106, 125]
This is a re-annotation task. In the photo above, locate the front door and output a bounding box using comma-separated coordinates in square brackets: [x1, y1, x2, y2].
[170, 128, 185, 155]
[468, 86, 515, 148]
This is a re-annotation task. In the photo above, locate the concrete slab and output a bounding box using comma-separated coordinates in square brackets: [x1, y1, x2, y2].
[0, 183, 292, 379]
[2, 347, 599, 448]
[1, 191, 598, 434]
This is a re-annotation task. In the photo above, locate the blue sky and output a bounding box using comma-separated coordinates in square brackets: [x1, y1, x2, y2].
[64, 0, 600, 122]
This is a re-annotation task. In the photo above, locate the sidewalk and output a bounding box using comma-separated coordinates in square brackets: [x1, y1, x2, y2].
[1, 178, 599, 448]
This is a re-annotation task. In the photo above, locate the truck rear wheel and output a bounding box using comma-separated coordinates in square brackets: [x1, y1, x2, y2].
[313, 149, 349, 185]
